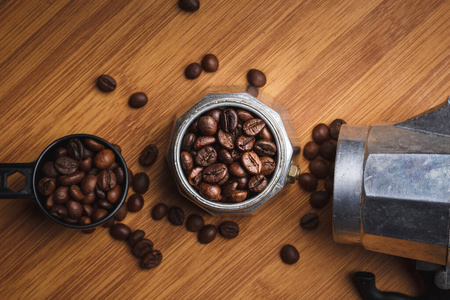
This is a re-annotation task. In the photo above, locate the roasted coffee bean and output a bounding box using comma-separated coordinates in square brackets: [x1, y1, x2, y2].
[303, 141, 319, 160]
[259, 127, 273, 141]
[241, 151, 262, 175]
[216, 149, 232, 165]
[203, 163, 228, 184]
[139, 144, 158, 166]
[83, 193, 96, 204]
[168, 206, 185, 226]
[81, 174, 97, 194]
[127, 194, 144, 212]
[243, 118, 265, 136]
[217, 172, 229, 185]
[141, 250, 162, 269]
[129, 92, 148, 108]
[232, 123, 243, 139]
[248, 174, 267, 192]
[198, 224, 217, 244]
[69, 185, 85, 201]
[83, 148, 94, 158]
[92, 208, 108, 222]
[309, 191, 330, 209]
[229, 162, 247, 178]
[114, 167, 125, 185]
[110, 223, 131, 240]
[42, 161, 58, 178]
[185, 62, 202, 79]
[84, 138, 105, 152]
[82, 204, 94, 218]
[94, 149, 115, 169]
[128, 169, 134, 183]
[38, 177, 56, 196]
[50, 204, 68, 219]
[329, 119, 346, 140]
[319, 140, 337, 161]
[54, 147, 68, 159]
[300, 213, 319, 229]
[247, 69, 266, 87]
[199, 182, 221, 201]
[219, 221, 239, 239]
[230, 149, 242, 161]
[237, 109, 253, 122]
[66, 200, 82, 219]
[181, 133, 196, 152]
[324, 177, 334, 194]
[97, 74, 116, 92]
[79, 157, 93, 171]
[114, 204, 127, 221]
[194, 136, 216, 150]
[195, 146, 217, 167]
[79, 216, 91, 226]
[107, 185, 122, 204]
[54, 186, 69, 204]
[102, 217, 116, 227]
[128, 230, 145, 247]
[181, 151, 194, 172]
[188, 167, 204, 186]
[132, 172, 150, 194]
[328, 163, 335, 178]
[254, 140, 276, 156]
[217, 129, 235, 150]
[298, 173, 318, 192]
[201, 54, 219, 72]
[309, 159, 328, 179]
[235, 176, 248, 190]
[260, 156, 276, 176]
[312, 124, 330, 144]
[230, 190, 247, 202]
[58, 171, 85, 186]
[108, 161, 119, 171]
[178, 0, 200, 12]
[221, 108, 238, 133]
[198, 116, 217, 136]
[98, 170, 117, 191]
[87, 168, 100, 176]
[99, 199, 114, 211]
[151, 203, 168, 220]
[206, 109, 222, 122]
[67, 138, 84, 160]
[236, 135, 255, 152]
[280, 244, 299, 264]
[186, 214, 204, 232]
[46, 195, 54, 209]
[246, 85, 259, 97]
[189, 119, 198, 133]
[55, 156, 79, 175]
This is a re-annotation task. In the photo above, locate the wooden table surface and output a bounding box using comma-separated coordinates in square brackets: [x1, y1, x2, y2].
[0, 0, 448, 299]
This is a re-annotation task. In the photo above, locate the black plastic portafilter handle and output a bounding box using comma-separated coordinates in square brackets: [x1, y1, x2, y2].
[0, 162, 36, 199]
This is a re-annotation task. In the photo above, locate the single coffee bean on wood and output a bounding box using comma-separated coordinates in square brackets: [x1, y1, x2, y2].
[198, 224, 217, 244]
[168, 206, 185, 226]
[97, 74, 116, 92]
[186, 214, 204, 232]
[128, 230, 145, 247]
[151, 203, 168, 220]
[140, 250, 162, 269]
[132, 172, 150, 194]
[201, 54, 219, 72]
[139, 144, 158, 166]
[185, 63, 202, 79]
[218, 221, 239, 239]
[129, 92, 148, 108]
[127, 194, 144, 212]
[280, 244, 299, 264]
[178, 0, 199, 12]
[309, 191, 330, 209]
[298, 173, 318, 192]
[114, 203, 127, 221]
[132, 239, 154, 258]
[300, 213, 319, 229]
[109, 223, 131, 240]
[247, 69, 266, 87]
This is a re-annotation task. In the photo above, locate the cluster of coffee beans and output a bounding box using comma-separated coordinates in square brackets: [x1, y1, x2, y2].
[96, 75, 148, 109]
[38, 138, 125, 226]
[185, 54, 219, 80]
[151, 203, 240, 244]
[180, 107, 277, 202]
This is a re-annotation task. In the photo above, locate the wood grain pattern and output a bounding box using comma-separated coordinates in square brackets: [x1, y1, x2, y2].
[0, 0, 448, 298]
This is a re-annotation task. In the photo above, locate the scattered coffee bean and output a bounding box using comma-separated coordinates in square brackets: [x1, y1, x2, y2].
[132, 172, 150, 194]
[129, 92, 148, 108]
[128, 230, 145, 247]
[114, 203, 127, 221]
[312, 124, 330, 144]
[178, 0, 199, 12]
[247, 69, 266, 87]
[185, 63, 202, 79]
[97, 74, 116, 92]
[298, 173, 318, 192]
[132, 239, 154, 258]
[218, 221, 239, 239]
[324, 177, 334, 194]
[309, 191, 330, 209]
[139, 144, 158, 166]
[109, 223, 131, 240]
[309, 159, 329, 179]
[319, 140, 337, 161]
[127, 194, 144, 212]
[300, 213, 319, 229]
[198, 224, 217, 244]
[201, 54, 219, 72]
[280, 244, 299, 264]
[140, 250, 162, 269]
[168, 206, 185, 226]
[186, 214, 204, 232]
[329, 119, 346, 140]
[151, 203, 168, 220]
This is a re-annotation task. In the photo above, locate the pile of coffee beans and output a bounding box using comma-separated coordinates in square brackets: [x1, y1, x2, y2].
[39, 137, 126, 226]
[151, 203, 240, 244]
[180, 107, 277, 202]
[185, 54, 219, 80]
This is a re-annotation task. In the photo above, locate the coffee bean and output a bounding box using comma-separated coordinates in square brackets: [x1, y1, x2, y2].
[42, 161, 58, 178]
[241, 151, 262, 175]
[254, 140, 276, 157]
[189, 119, 198, 133]
[300, 213, 319, 229]
[82, 204, 94, 218]
[98, 169, 117, 191]
[139, 144, 158, 166]
[324, 177, 334, 194]
[248, 174, 267, 192]
[99, 198, 114, 211]
[94, 149, 115, 169]
[218, 221, 239, 239]
[229, 190, 247, 202]
[133, 239, 154, 258]
[87, 168, 100, 176]
[97, 74, 116, 92]
[92, 208, 108, 222]
[235, 176, 248, 190]
[79, 216, 91, 226]
[298, 173, 318, 192]
[309, 191, 330, 209]
[247, 69, 266, 87]
[237, 109, 253, 122]
[194, 146, 217, 167]
[114, 203, 127, 221]
[198, 116, 217, 136]
[260, 156, 276, 176]
[46, 195, 54, 209]
[186, 214, 204, 232]
[205, 109, 222, 122]
[198, 224, 217, 244]
[79, 157, 93, 171]
[319, 140, 337, 161]
[221, 109, 238, 133]
[107, 185, 122, 204]
[230, 149, 242, 161]
[199, 182, 221, 201]
[217, 172, 229, 185]
[129, 92, 148, 108]
[54, 186, 69, 204]
[81, 174, 97, 194]
[132, 172, 150, 194]
[83, 193, 96, 204]
[151, 203, 168, 220]
[329, 119, 346, 140]
[38, 177, 56, 196]
[221, 180, 238, 197]
[178, 0, 199, 12]
[83, 148, 94, 158]
[194, 136, 216, 150]
[181, 151, 194, 172]
[243, 118, 265, 136]
[128, 230, 145, 247]
[236, 135, 255, 152]
[69, 185, 85, 201]
[203, 163, 228, 184]
[217, 129, 235, 150]
[168, 206, 185, 226]
[259, 127, 273, 141]
[67, 138, 84, 160]
[83, 138, 105, 152]
[188, 167, 204, 186]
[185, 63, 202, 79]
[127, 194, 144, 212]
[201, 54, 218, 72]
[50, 204, 68, 219]
[110, 223, 131, 240]
[312, 124, 330, 144]
[66, 200, 82, 219]
[58, 171, 85, 186]
[218, 149, 233, 165]
[141, 250, 162, 269]
[181, 133, 196, 152]
[54, 147, 68, 159]
[303, 141, 319, 160]
[232, 123, 243, 139]
[309, 159, 328, 179]
[229, 162, 247, 178]
[280, 244, 299, 264]
[55, 156, 79, 175]
[64, 217, 79, 224]
[114, 167, 125, 185]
